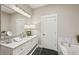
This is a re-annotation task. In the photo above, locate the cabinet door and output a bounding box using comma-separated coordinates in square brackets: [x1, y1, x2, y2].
[0, 46, 13, 55]
[31, 37, 38, 47]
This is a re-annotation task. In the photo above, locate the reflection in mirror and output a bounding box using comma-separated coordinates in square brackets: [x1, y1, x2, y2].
[1, 5, 31, 42]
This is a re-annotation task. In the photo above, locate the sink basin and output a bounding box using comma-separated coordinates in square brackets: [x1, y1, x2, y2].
[1, 40, 13, 44]
[13, 37, 22, 42]
[0, 38, 20, 44]
[1, 37, 24, 44]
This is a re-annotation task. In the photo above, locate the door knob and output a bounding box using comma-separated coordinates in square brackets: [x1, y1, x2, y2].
[43, 34, 45, 36]
[54, 32, 56, 34]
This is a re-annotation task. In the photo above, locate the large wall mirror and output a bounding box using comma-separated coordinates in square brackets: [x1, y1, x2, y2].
[1, 4, 31, 37]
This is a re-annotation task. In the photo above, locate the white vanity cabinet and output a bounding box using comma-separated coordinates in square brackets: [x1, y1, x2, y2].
[0, 35, 38, 55]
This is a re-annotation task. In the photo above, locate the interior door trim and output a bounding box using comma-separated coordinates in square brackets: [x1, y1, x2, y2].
[40, 14, 58, 51]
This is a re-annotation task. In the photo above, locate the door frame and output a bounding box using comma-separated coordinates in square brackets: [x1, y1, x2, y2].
[40, 14, 58, 51]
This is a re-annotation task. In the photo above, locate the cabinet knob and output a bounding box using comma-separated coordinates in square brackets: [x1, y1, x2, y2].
[43, 34, 46, 36]
[31, 40, 33, 42]
[21, 48, 23, 50]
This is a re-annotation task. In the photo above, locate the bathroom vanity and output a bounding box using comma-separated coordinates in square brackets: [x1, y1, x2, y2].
[0, 35, 38, 55]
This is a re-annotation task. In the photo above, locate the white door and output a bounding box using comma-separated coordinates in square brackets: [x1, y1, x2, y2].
[41, 14, 57, 51]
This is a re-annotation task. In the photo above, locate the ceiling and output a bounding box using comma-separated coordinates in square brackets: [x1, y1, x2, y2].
[29, 4, 47, 8]
[1, 5, 15, 14]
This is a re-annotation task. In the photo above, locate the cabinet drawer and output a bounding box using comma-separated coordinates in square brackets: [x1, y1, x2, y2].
[19, 39, 38, 55]
[13, 41, 31, 55]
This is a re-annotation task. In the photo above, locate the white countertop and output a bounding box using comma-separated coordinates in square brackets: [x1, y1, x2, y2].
[0, 35, 37, 49]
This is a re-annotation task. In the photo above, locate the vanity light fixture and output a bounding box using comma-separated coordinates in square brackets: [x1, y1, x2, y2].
[12, 5, 31, 18]
[30, 25, 36, 29]
[24, 25, 36, 30]
[4, 4, 31, 18]
[24, 25, 30, 29]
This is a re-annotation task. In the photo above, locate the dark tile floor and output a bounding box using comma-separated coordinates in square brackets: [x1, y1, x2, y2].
[32, 47, 58, 55]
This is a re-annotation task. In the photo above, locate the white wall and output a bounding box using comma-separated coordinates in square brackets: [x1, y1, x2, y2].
[32, 4, 79, 44]
[1, 11, 11, 31]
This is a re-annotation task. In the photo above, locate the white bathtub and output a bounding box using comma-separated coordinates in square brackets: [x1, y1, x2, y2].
[59, 43, 79, 55]
[67, 44, 79, 55]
